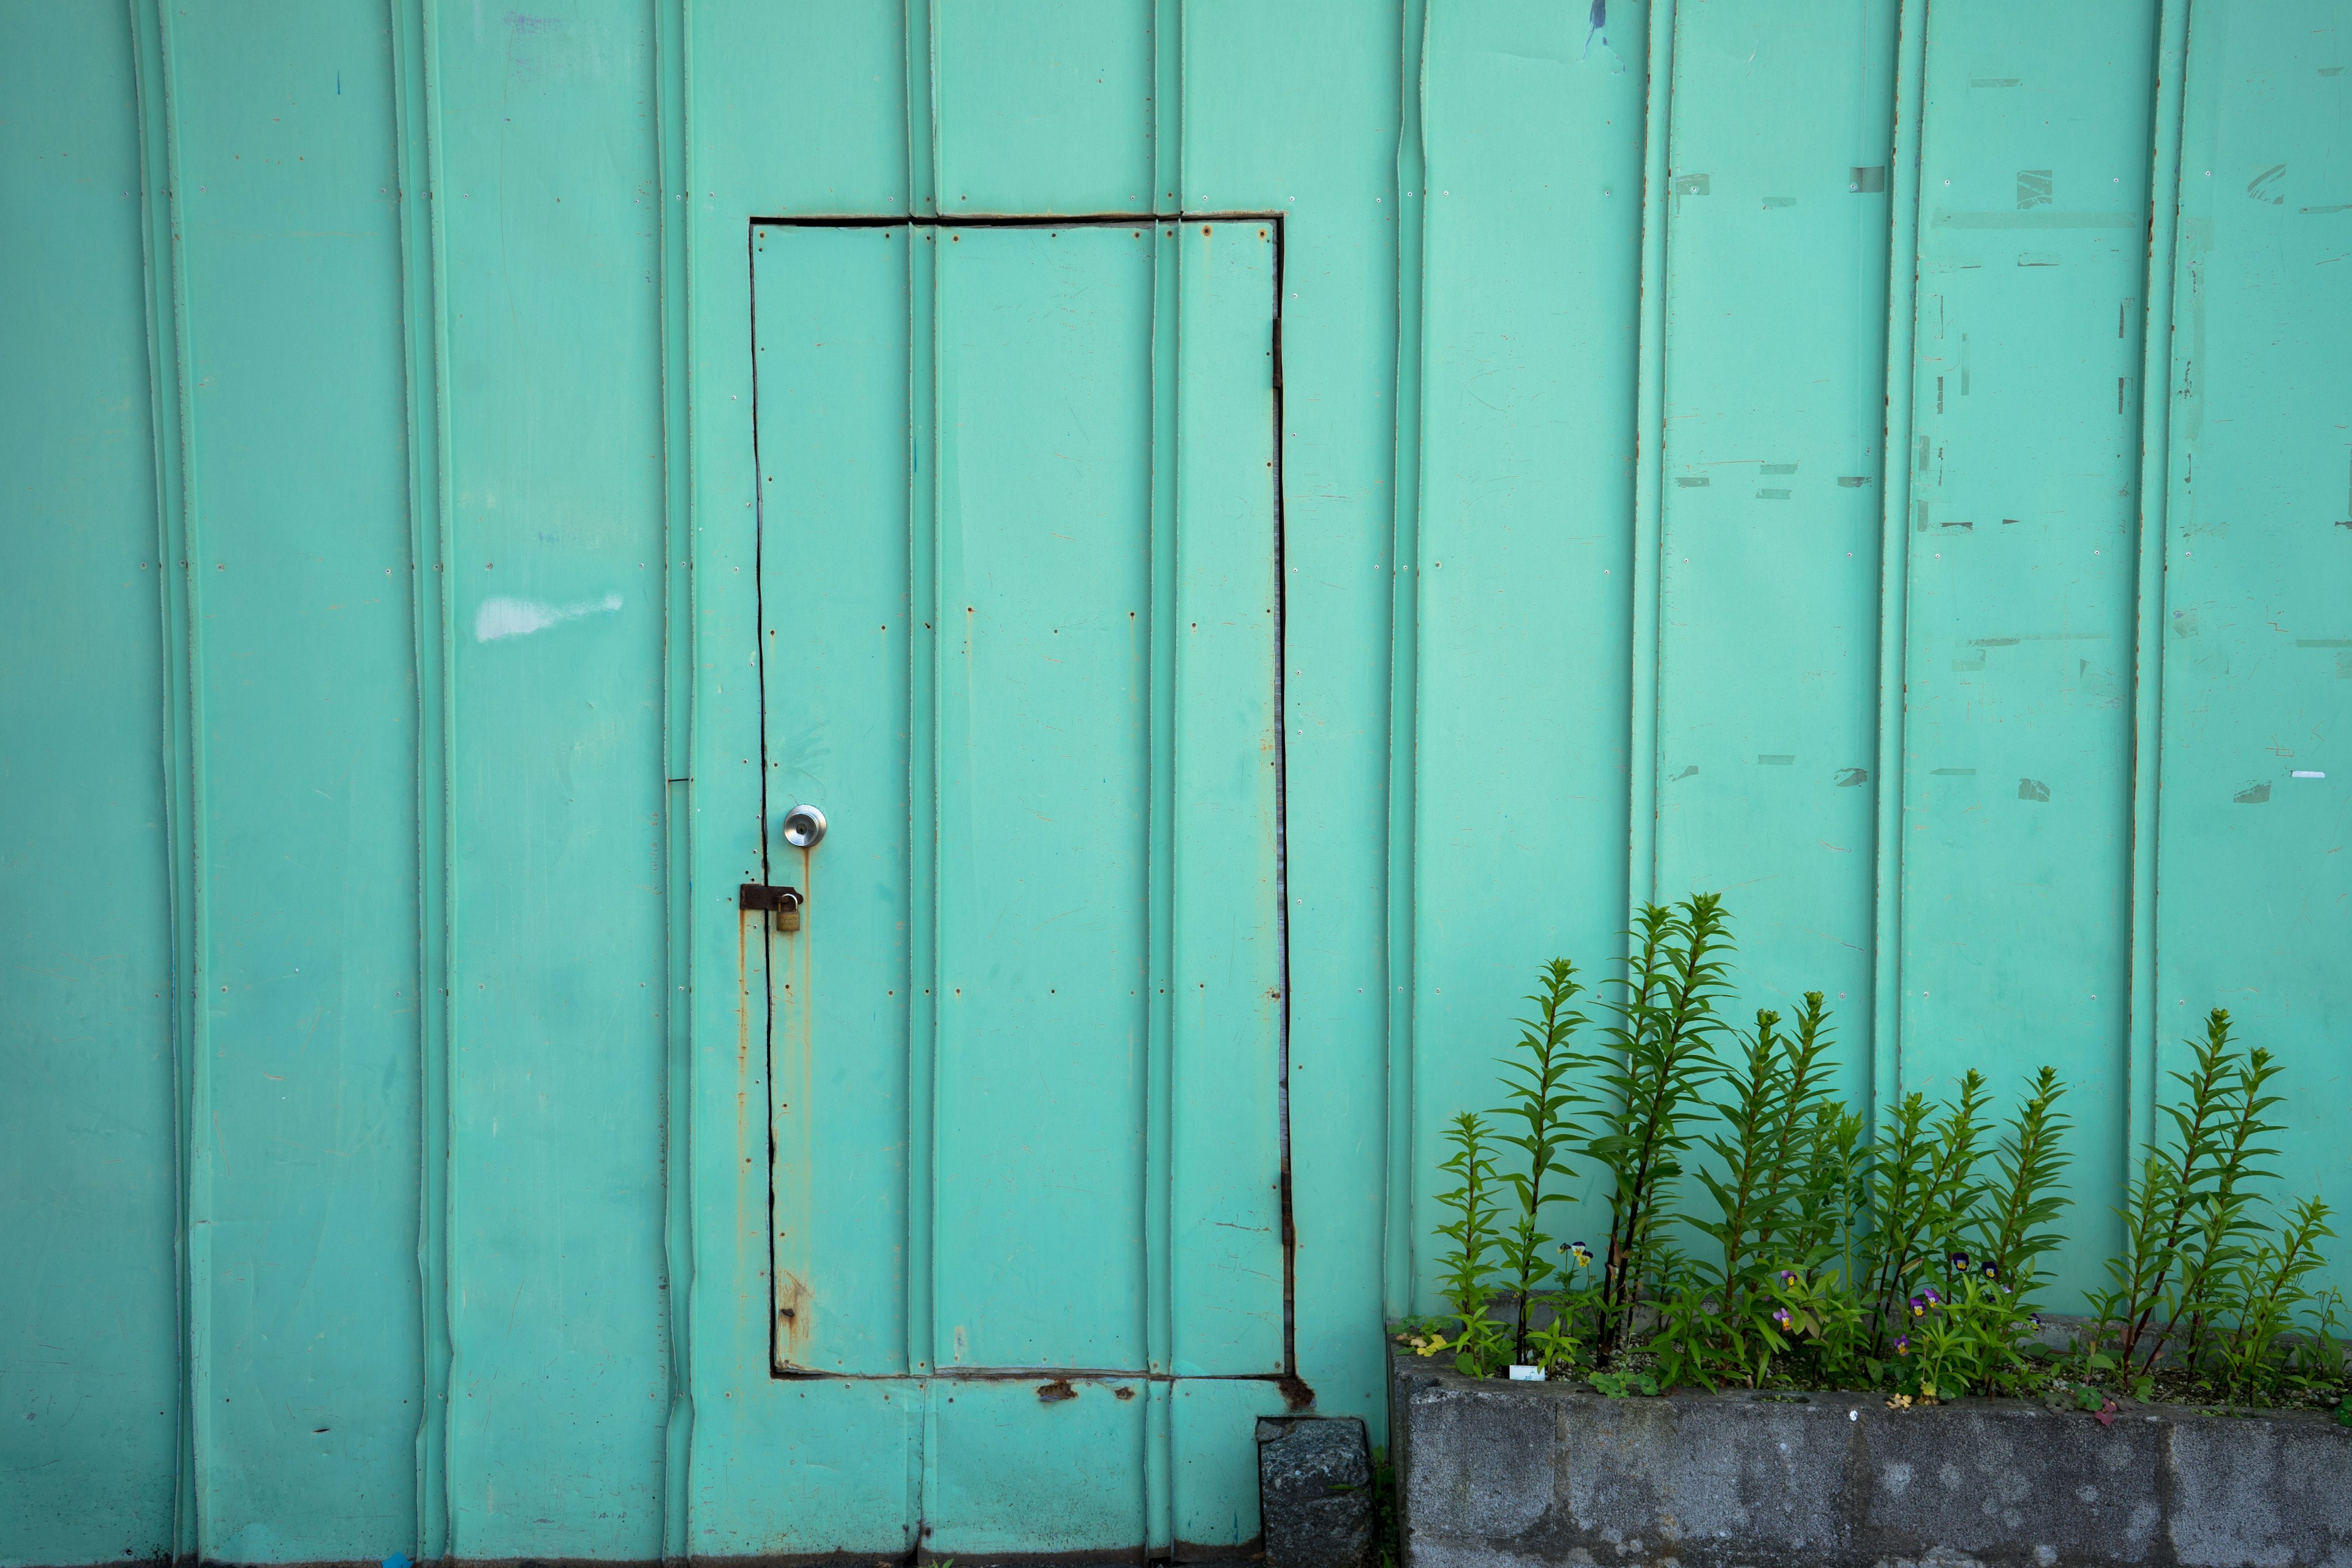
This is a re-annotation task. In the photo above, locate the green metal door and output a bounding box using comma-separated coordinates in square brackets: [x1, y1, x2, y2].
[749, 217, 1292, 1555]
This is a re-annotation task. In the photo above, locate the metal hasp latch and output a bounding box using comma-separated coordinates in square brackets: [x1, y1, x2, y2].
[740, 882, 804, 932]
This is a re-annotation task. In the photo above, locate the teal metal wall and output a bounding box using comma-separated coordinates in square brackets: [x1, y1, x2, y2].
[1, 1, 2343, 1563]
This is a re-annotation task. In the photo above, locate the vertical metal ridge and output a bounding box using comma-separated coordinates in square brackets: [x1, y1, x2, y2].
[1870, 0, 1932, 1124]
[419, 0, 463, 1548]
[2125, 0, 2193, 1183]
[388, 0, 454, 1555]
[1152, 0, 1182, 214]
[1142, 217, 1181, 1556]
[903, 211, 941, 1469]
[1161, 0, 1185, 217]
[128, 1, 201, 1555]
[905, 0, 937, 217]
[1268, 213, 1297, 1403]
[653, 0, 696, 1557]
[747, 234, 776, 1383]
[1625, 0, 1677, 923]
[1382, 0, 1430, 1324]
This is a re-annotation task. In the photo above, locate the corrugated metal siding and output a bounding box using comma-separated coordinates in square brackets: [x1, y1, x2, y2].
[1, 0, 2343, 1562]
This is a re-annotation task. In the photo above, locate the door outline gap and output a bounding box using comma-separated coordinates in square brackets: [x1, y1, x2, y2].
[752, 212, 1284, 228]
[748, 217, 1299, 1401]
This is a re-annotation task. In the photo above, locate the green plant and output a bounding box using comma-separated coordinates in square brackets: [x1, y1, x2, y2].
[1367, 1446, 1399, 1568]
[1760, 1266, 1871, 1386]
[1587, 1366, 1660, 1398]
[2285, 1289, 2346, 1396]
[1966, 1066, 2073, 1314]
[1421, 1112, 1512, 1376]
[2212, 1197, 2335, 1404]
[1789, 1100, 1872, 1282]
[2163, 1041, 2286, 1371]
[1664, 995, 1842, 1387]
[1580, 894, 1735, 1354]
[2095, 1011, 2284, 1376]
[1520, 1300, 1586, 1375]
[1859, 1072, 1992, 1356]
[1492, 960, 1589, 1365]
[1424, 901, 2345, 1412]
[1892, 1262, 2048, 1399]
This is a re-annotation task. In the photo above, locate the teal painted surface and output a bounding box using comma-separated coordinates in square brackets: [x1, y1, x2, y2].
[1406, 0, 1651, 1256]
[162, 6, 426, 1554]
[2, 1, 2346, 1562]
[1899, 0, 2160, 1297]
[2156, 0, 2352, 1239]
[1651, 0, 1896, 1071]
[0, 6, 181, 1562]
[432, 0, 674, 1555]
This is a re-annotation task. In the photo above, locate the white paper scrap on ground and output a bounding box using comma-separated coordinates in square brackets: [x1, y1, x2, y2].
[1507, 1365, 1545, 1381]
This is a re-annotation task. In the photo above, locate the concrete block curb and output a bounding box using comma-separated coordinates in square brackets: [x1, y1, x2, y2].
[1389, 1342, 2352, 1568]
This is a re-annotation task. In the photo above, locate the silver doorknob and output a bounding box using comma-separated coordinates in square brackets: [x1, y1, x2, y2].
[782, 804, 827, 848]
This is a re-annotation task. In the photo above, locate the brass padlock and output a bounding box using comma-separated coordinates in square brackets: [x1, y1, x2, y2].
[738, 883, 805, 932]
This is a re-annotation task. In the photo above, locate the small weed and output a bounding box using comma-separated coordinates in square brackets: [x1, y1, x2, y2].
[1588, 1367, 1661, 1398]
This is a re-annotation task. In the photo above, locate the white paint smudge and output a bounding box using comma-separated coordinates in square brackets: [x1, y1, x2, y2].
[475, 592, 622, 643]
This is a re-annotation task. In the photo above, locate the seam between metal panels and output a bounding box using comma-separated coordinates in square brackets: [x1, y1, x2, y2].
[1142, 217, 1180, 1552]
[2126, 0, 2192, 1193]
[419, 0, 462, 1545]
[745, 224, 779, 1388]
[127, 2, 200, 1555]
[654, 0, 696, 1556]
[771, 1368, 1310, 1387]
[1870, 0, 1931, 1123]
[748, 213, 1284, 228]
[913, 214, 941, 1552]
[387, 0, 454, 1553]
[900, 36, 938, 1547]
[1153, 0, 1182, 212]
[1144, 63, 1191, 1568]
[904, 222, 939, 1399]
[907, 0, 936, 217]
[1269, 217, 1297, 1394]
[1626, 0, 1676, 922]
[1382, 0, 1428, 1325]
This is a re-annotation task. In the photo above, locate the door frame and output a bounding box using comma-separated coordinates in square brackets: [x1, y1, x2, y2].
[742, 212, 1308, 1404]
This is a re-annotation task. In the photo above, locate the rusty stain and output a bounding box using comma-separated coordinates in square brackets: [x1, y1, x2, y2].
[737, 908, 759, 1286]
[736, 910, 753, 1077]
[1037, 1379, 1077, 1403]
[1114, 1385, 1136, 1401]
[777, 1272, 812, 1359]
[772, 852, 817, 1370]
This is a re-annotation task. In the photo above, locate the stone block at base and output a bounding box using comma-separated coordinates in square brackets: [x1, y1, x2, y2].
[1390, 1343, 2352, 1568]
[1259, 1414, 1374, 1568]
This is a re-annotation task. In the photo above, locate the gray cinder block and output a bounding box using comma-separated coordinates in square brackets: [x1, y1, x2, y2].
[1259, 1414, 1374, 1568]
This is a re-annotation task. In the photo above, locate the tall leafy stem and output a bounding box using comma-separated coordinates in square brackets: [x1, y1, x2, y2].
[1581, 894, 1734, 1353]
[2161, 1042, 2284, 1370]
[1425, 1112, 1510, 1376]
[1689, 993, 1841, 1320]
[2214, 1196, 2335, 1404]
[1968, 1066, 2073, 1308]
[1861, 1071, 1991, 1354]
[1789, 1099, 1871, 1284]
[2098, 1010, 2260, 1370]
[1491, 960, 1589, 1366]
